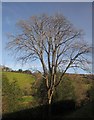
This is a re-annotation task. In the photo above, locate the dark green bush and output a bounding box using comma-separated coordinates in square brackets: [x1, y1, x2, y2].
[31, 78, 48, 106]
[53, 76, 75, 102]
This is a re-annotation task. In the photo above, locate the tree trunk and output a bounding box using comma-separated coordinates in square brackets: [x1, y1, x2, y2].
[48, 89, 54, 119]
[48, 97, 52, 105]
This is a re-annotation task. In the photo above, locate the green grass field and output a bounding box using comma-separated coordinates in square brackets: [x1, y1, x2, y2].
[2, 72, 36, 111]
[3, 72, 35, 90]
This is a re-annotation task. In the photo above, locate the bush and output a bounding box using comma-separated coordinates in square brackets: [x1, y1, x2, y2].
[31, 78, 48, 106]
[53, 76, 75, 102]
[2, 74, 23, 113]
[71, 75, 91, 108]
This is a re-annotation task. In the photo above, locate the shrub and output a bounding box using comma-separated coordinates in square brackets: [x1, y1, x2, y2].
[2, 74, 23, 113]
[31, 78, 48, 106]
[53, 76, 75, 102]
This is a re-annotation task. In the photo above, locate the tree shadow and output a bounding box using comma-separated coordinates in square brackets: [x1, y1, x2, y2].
[2, 100, 94, 120]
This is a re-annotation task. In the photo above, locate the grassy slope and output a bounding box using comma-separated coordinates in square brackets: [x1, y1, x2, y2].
[2, 72, 35, 108]
[3, 72, 35, 90]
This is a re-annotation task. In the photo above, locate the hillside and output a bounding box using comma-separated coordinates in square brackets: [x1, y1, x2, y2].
[2, 71, 93, 115]
[2, 71, 93, 98]
[2, 71, 93, 96]
[2, 72, 35, 91]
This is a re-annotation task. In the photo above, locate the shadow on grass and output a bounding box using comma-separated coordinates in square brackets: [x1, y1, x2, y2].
[2, 100, 94, 120]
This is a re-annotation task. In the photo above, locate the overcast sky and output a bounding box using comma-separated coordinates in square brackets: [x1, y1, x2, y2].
[2, 2, 92, 73]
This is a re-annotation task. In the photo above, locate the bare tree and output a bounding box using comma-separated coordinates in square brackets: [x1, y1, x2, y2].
[6, 14, 91, 106]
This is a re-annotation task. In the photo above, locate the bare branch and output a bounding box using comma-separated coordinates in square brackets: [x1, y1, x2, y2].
[6, 13, 92, 104]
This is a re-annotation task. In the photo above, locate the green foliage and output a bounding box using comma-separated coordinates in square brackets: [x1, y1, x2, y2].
[2, 74, 23, 113]
[36, 78, 48, 105]
[32, 74, 75, 105]
[31, 78, 48, 106]
[53, 76, 75, 102]
[18, 69, 23, 72]
[70, 74, 91, 107]
[31, 73, 92, 107]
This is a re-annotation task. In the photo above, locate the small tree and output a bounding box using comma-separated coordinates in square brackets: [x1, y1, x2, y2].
[31, 78, 48, 107]
[6, 14, 91, 113]
[18, 69, 23, 72]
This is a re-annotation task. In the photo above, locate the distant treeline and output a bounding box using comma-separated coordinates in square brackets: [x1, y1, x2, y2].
[0, 65, 32, 74]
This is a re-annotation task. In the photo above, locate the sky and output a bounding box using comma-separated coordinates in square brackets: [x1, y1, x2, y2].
[1, 0, 93, 2]
[2, 2, 92, 73]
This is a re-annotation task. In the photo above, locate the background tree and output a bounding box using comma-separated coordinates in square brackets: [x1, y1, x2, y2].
[31, 77, 48, 106]
[6, 14, 91, 107]
[18, 69, 23, 73]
